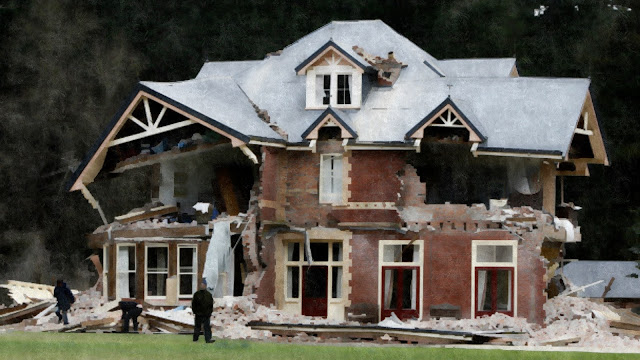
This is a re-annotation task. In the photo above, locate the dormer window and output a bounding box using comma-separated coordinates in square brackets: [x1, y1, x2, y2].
[296, 41, 365, 110]
[307, 64, 359, 109]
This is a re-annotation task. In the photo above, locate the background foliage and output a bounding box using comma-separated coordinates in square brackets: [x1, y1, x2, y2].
[0, 0, 638, 287]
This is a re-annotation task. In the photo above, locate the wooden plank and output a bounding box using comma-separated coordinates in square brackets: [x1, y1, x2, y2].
[114, 206, 178, 224]
[541, 162, 556, 216]
[217, 168, 239, 216]
[143, 313, 194, 329]
[88, 226, 208, 247]
[147, 318, 182, 333]
[111, 141, 230, 174]
[0, 304, 27, 316]
[0, 301, 53, 325]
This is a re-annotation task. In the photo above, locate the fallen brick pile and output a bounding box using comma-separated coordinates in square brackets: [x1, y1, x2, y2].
[2, 280, 640, 350]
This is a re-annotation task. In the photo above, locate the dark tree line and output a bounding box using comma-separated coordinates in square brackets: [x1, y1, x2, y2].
[0, 0, 638, 286]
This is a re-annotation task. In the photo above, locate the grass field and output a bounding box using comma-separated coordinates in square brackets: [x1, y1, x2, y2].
[0, 332, 637, 360]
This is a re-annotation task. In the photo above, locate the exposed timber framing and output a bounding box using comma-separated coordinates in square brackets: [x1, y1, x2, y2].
[240, 145, 259, 164]
[564, 91, 609, 165]
[68, 89, 249, 192]
[79, 183, 109, 225]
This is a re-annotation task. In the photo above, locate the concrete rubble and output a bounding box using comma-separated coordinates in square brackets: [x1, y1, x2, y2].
[2, 280, 640, 351]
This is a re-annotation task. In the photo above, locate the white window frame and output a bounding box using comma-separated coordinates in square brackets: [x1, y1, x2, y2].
[177, 244, 198, 299]
[471, 240, 518, 318]
[377, 240, 424, 320]
[102, 245, 109, 298]
[145, 244, 169, 300]
[306, 64, 361, 109]
[319, 153, 344, 205]
[116, 243, 136, 299]
[284, 240, 345, 304]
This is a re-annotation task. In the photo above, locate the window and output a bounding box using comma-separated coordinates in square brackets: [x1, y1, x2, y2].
[116, 244, 136, 299]
[319, 154, 343, 204]
[337, 75, 351, 105]
[472, 241, 517, 317]
[306, 65, 361, 109]
[379, 240, 423, 320]
[146, 245, 169, 298]
[178, 245, 198, 298]
[285, 240, 344, 301]
[316, 75, 330, 105]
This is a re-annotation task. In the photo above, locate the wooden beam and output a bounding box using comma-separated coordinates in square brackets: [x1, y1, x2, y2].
[541, 161, 556, 216]
[127, 115, 149, 132]
[109, 119, 196, 147]
[79, 183, 109, 225]
[143, 98, 153, 128]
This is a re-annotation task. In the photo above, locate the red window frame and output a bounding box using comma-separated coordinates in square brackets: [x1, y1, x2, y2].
[475, 267, 514, 317]
[380, 266, 420, 320]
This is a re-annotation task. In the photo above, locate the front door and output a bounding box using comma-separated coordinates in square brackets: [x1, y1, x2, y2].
[381, 266, 420, 320]
[301, 265, 328, 317]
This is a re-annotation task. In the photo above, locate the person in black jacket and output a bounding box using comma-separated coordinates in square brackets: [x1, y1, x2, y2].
[192, 280, 214, 343]
[53, 280, 75, 325]
[119, 299, 143, 333]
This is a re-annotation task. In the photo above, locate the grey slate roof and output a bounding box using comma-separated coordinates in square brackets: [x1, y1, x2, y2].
[141, 77, 281, 140]
[562, 261, 640, 299]
[141, 20, 589, 155]
[438, 58, 516, 78]
[195, 60, 261, 79]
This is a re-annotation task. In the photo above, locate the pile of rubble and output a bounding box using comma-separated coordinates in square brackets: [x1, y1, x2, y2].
[2, 279, 640, 350]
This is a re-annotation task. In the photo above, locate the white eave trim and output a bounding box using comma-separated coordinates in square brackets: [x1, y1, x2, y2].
[472, 149, 564, 160]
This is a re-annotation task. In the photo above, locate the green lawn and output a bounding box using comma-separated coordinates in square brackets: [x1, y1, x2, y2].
[0, 332, 637, 360]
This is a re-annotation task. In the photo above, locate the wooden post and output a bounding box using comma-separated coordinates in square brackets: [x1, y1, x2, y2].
[136, 242, 145, 300]
[541, 162, 556, 216]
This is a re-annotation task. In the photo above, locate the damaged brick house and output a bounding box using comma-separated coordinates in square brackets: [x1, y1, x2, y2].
[67, 20, 608, 324]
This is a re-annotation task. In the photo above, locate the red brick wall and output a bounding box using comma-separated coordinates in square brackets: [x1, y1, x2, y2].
[345, 229, 546, 324]
[348, 151, 405, 202]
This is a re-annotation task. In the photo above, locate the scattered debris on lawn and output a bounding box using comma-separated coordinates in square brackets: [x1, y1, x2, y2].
[2, 280, 640, 350]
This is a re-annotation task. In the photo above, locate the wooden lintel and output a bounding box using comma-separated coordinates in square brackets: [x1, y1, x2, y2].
[87, 226, 207, 248]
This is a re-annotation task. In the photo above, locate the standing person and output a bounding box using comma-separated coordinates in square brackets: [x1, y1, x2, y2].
[119, 299, 143, 333]
[53, 280, 75, 325]
[192, 281, 215, 343]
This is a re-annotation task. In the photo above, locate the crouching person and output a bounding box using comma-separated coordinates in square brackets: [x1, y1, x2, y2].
[119, 299, 143, 333]
[192, 281, 214, 343]
[54, 279, 75, 325]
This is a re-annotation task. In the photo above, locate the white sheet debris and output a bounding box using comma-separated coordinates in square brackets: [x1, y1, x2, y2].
[193, 202, 211, 214]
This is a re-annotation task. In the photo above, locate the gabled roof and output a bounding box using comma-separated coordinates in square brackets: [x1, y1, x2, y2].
[563, 261, 640, 299]
[301, 107, 358, 140]
[140, 78, 281, 141]
[67, 79, 283, 191]
[294, 40, 368, 75]
[72, 19, 607, 188]
[405, 97, 486, 142]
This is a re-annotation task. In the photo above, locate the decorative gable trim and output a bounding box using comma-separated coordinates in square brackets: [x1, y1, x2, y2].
[295, 40, 367, 75]
[67, 83, 252, 192]
[301, 108, 358, 140]
[406, 97, 486, 142]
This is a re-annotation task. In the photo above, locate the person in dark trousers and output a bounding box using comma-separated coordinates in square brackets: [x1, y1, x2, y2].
[192, 281, 215, 343]
[119, 299, 143, 333]
[53, 280, 75, 325]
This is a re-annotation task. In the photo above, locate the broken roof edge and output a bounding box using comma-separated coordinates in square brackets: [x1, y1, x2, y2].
[66, 83, 256, 192]
[300, 107, 358, 140]
[294, 40, 369, 74]
[66, 84, 144, 192]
